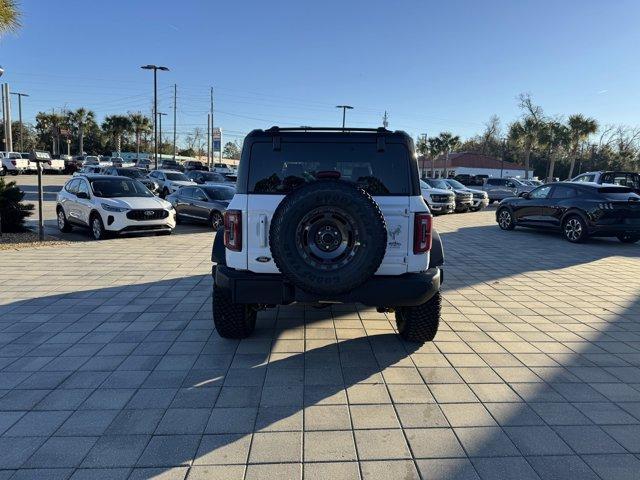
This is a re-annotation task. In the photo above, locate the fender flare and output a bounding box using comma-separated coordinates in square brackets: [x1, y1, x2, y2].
[211, 227, 226, 266]
[428, 228, 444, 268]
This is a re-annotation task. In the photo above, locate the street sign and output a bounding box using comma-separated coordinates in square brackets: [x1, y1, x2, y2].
[212, 127, 221, 152]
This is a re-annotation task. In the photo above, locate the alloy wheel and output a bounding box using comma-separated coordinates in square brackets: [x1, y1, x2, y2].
[498, 210, 512, 229]
[211, 212, 224, 230]
[92, 218, 102, 239]
[564, 218, 583, 242]
[57, 210, 66, 230]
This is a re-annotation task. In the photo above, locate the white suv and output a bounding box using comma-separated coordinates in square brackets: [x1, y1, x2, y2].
[211, 127, 444, 343]
[148, 169, 196, 198]
[56, 174, 176, 240]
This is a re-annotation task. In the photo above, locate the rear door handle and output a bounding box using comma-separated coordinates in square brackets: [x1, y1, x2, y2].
[258, 214, 268, 247]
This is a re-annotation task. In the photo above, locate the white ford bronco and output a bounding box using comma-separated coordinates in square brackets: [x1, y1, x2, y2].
[211, 127, 444, 343]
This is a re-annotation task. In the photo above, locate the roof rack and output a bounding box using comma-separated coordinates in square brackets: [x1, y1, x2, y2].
[265, 126, 390, 133]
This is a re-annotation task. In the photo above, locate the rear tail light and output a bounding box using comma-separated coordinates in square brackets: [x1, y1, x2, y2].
[224, 210, 242, 251]
[413, 212, 432, 254]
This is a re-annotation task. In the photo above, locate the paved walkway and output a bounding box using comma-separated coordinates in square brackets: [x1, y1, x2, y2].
[1, 210, 639, 479]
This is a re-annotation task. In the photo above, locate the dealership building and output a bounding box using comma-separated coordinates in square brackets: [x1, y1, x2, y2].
[418, 152, 534, 179]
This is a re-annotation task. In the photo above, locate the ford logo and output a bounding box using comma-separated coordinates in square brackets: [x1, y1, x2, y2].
[144, 210, 155, 216]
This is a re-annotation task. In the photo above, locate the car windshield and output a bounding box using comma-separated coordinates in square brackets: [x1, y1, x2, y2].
[117, 169, 143, 178]
[165, 172, 189, 181]
[446, 179, 465, 189]
[426, 179, 450, 190]
[203, 185, 236, 200]
[90, 179, 153, 197]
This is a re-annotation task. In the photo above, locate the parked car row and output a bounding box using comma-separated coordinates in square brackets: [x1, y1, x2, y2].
[420, 178, 489, 215]
[1, 151, 65, 175]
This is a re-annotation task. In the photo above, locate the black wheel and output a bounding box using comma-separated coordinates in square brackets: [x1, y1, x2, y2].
[617, 233, 640, 244]
[269, 179, 387, 296]
[213, 282, 256, 339]
[0, 167, 6, 177]
[89, 213, 106, 240]
[497, 208, 516, 230]
[562, 214, 587, 243]
[209, 210, 224, 230]
[56, 207, 72, 233]
[9, 170, 18, 176]
[395, 291, 441, 343]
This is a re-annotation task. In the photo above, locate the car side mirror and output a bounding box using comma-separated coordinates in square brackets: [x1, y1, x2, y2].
[519, 191, 530, 199]
[76, 191, 89, 199]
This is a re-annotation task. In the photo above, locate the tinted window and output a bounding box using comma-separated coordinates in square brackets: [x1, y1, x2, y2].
[487, 179, 506, 186]
[192, 188, 208, 201]
[551, 186, 577, 199]
[530, 185, 552, 199]
[574, 174, 594, 183]
[426, 178, 450, 190]
[203, 185, 236, 200]
[180, 187, 194, 198]
[248, 142, 411, 195]
[445, 179, 465, 189]
[66, 179, 80, 194]
[601, 172, 640, 189]
[77, 180, 90, 197]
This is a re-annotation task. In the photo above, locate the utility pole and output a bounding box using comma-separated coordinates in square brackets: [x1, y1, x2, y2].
[336, 105, 353, 129]
[2, 84, 12, 152]
[382, 111, 389, 129]
[11, 92, 29, 153]
[172, 84, 177, 161]
[210, 87, 215, 162]
[1, 84, 4, 151]
[207, 114, 211, 167]
[157, 112, 167, 161]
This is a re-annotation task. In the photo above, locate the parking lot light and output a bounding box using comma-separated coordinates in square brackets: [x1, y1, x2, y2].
[141, 65, 169, 170]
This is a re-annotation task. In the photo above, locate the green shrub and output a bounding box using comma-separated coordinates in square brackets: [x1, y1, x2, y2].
[0, 177, 34, 233]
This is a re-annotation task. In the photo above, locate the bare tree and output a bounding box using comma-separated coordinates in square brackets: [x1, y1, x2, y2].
[481, 115, 501, 154]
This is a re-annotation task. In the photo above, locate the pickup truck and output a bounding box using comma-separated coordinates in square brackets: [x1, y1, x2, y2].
[571, 171, 640, 194]
[43, 157, 65, 173]
[481, 177, 534, 202]
[1, 151, 29, 175]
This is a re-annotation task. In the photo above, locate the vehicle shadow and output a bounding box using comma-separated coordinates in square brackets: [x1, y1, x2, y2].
[1, 222, 639, 478]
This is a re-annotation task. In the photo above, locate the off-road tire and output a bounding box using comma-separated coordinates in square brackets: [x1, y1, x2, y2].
[497, 208, 516, 230]
[617, 233, 640, 244]
[395, 291, 441, 343]
[56, 206, 73, 233]
[269, 179, 387, 296]
[0, 166, 6, 177]
[562, 214, 587, 243]
[212, 281, 257, 339]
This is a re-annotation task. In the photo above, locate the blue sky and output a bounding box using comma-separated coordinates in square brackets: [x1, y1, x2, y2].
[1, 0, 640, 146]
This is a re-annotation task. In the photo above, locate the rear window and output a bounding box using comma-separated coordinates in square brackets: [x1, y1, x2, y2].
[248, 142, 412, 195]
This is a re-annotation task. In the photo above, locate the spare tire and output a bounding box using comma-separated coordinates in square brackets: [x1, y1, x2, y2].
[270, 179, 387, 296]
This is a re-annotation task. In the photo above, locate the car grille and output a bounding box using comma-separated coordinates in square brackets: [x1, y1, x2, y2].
[431, 194, 453, 203]
[126, 209, 168, 221]
[456, 193, 473, 202]
[473, 192, 487, 199]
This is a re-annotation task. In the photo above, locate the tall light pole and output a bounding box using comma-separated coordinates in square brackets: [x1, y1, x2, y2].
[336, 105, 353, 129]
[141, 64, 169, 170]
[10, 92, 28, 153]
[172, 84, 177, 161]
[158, 112, 167, 161]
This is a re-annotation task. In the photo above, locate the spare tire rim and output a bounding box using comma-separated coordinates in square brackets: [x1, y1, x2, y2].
[296, 207, 360, 270]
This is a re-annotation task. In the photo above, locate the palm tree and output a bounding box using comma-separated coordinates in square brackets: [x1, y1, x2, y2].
[538, 121, 569, 182]
[68, 108, 95, 156]
[508, 117, 541, 179]
[436, 132, 460, 178]
[0, 0, 21, 36]
[102, 115, 132, 155]
[567, 114, 598, 179]
[427, 136, 443, 178]
[129, 113, 152, 159]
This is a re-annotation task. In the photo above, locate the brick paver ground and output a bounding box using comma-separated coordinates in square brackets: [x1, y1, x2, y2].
[1, 207, 640, 480]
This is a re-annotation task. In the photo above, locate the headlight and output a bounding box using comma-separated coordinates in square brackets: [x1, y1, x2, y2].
[101, 203, 129, 213]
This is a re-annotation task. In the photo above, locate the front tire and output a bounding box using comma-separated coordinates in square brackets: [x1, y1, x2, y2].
[562, 214, 587, 243]
[497, 208, 516, 230]
[395, 291, 441, 343]
[90, 213, 106, 240]
[213, 282, 257, 339]
[57, 207, 72, 233]
[617, 233, 640, 244]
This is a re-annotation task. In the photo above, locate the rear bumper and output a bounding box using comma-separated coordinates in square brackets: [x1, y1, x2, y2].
[214, 265, 442, 307]
[588, 223, 640, 237]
